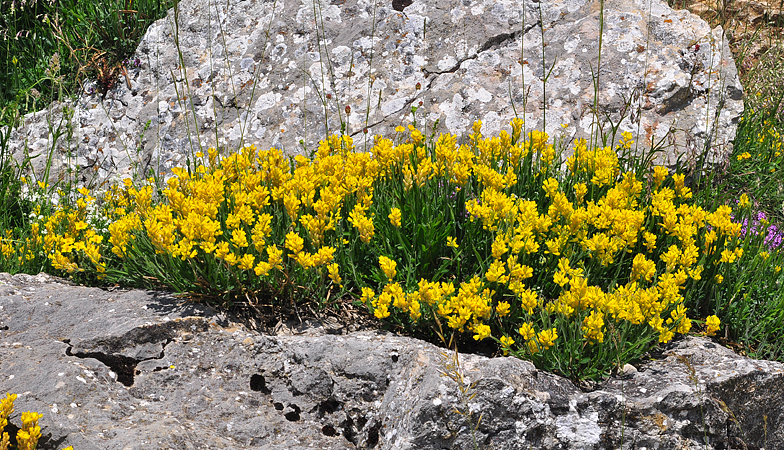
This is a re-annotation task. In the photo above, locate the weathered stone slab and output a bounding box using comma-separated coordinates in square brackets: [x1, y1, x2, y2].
[1, 272, 782, 449]
[5, 0, 742, 189]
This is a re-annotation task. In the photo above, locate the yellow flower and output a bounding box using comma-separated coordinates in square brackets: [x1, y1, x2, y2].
[294, 251, 316, 269]
[472, 323, 492, 341]
[553, 270, 569, 287]
[574, 182, 587, 204]
[491, 235, 508, 259]
[651, 165, 668, 189]
[643, 232, 657, 252]
[20, 411, 42, 428]
[542, 177, 559, 197]
[231, 229, 249, 248]
[266, 245, 284, 269]
[446, 236, 459, 248]
[313, 246, 336, 266]
[361, 287, 376, 304]
[777, 265, 782, 274]
[285, 232, 304, 255]
[631, 253, 656, 282]
[705, 315, 721, 336]
[238, 254, 255, 270]
[667, 303, 691, 334]
[495, 301, 511, 317]
[737, 151, 752, 161]
[537, 328, 558, 350]
[582, 310, 605, 344]
[388, 208, 402, 228]
[254, 261, 272, 276]
[224, 252, 239, 266]
[518, 322, 536, 340]
[714, 274, 724, 284]
[485, 260, 507, 283]
[500, 335, 515, 355]
[738, 193, 750, 208]
[720, 247, 743, 263]
[348, 206, 375, 243]
[379, 255, 397, 281]
[328, 263, 342, 287]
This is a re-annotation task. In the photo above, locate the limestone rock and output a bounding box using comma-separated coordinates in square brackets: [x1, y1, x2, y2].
[1, 272, 782, 449]
[5, 0, 743, 189]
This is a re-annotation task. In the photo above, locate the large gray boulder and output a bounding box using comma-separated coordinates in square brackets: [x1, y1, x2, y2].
[5, 0, 742, 189]
[1, 272, 782, 450]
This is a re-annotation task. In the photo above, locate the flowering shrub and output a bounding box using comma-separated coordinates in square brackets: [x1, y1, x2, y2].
[0, 393, 73, 450]
[0, 119, 740, 379]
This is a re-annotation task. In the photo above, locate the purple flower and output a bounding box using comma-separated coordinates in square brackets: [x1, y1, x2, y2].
[735, 209, 784, 250]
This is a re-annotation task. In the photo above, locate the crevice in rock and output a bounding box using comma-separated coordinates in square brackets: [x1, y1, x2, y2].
[35, 432, 67, 450]
[62, 338, 172, 387]
[422, 59, 469, 76]
[422, 25, 534, 76]
[479, 31, 522, 53]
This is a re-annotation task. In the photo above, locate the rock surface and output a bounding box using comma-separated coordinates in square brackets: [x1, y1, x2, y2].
[6, 0, 743, 189]
[1, 272, 783, 450]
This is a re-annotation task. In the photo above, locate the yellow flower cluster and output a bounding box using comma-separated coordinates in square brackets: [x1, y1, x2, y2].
[1, 393, 72, 450]
[365, 121, 740, 352]
[705, 314, 721, 336]
[37, 188, 105, 277]
[101, 139, 379, 284]
[30, 118, 739, 367]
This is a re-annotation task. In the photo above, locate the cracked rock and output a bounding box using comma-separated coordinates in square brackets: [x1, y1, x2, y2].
[2, 272, 784, 449]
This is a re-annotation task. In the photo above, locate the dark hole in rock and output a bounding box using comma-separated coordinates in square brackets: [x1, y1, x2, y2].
[366, 421, 381, 447]
[152, 366, 169, 372]
[284, 404, 301, 422]
[391, 0, 412, 11]
[322, 424, 338, 436]
[390, 352, 399, 363]
[274, 402, 284, 410]
[341, 417, 356, 444]
[0, 325, 8, 330]
[65, 345, 139, 387]
[357, 416, 368, 430]
[319, 399, 342, 414]
[250, 374, 271, 394]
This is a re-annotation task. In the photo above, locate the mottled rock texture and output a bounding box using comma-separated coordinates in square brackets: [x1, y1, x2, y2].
[6, 0, 742, 189]
[1, 272, 782, 450]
